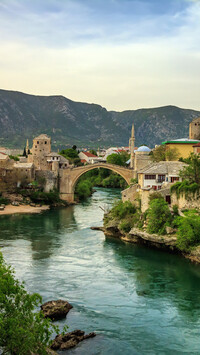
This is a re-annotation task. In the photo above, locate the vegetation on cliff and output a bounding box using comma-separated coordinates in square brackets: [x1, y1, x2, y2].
[0, 251, 62, 355]
[104, 195, 200, 254]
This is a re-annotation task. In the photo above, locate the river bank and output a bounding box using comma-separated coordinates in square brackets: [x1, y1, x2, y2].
[0, 204, 50, 216]
[96, 212, 200, 265]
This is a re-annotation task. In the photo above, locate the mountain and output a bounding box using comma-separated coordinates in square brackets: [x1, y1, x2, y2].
[0, 89, 199, 149]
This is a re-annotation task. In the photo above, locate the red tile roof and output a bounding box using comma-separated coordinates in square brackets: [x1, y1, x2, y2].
[81, 159, 87, 163]
[82, 152, 97, 157]
[193, 143, 200, 147]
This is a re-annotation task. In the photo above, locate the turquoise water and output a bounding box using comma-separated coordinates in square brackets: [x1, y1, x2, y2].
[1, 187, 200, 354]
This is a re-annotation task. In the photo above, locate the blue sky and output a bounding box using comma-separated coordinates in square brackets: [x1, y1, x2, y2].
[0, 0, 200, 110]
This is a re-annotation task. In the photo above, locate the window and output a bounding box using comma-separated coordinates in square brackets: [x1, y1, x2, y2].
[45, 141, 47, 144]
[37, 141, 39, 144]
[158, 175, 165, 183]
[145, 174, 156, 180]
[171, 177, 179, 183]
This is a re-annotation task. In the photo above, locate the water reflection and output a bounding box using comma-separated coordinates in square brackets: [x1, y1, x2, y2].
[0, 206, 78, 260]
[104, 237, 200, 320]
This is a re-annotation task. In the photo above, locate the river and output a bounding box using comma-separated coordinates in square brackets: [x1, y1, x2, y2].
[1, 187, 200, 354]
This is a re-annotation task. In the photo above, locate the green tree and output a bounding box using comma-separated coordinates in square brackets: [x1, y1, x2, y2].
[147, 198, 172, 235]
[89, 149, 97, 156]
[22, 147, 27, 157]
[180, 153, 200, 184]
[176, 217, 200, 252]
[0, 252, 59, 355]
[107, 153, 124, 166]
[151, 145, 179, 162]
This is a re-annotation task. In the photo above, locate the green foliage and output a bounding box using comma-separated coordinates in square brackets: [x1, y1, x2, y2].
[9, 155, 19, 161]
[20, 190, 60, 205]
[149, 192, 164, 202]
[0, 193, 9, 205]
[119, 220, 133, 233]
[179, 153, 200, 184]
[147, 198, 172, 235]
[60, 148, 81, 165]
[151, 145, 179, 162]
[111, 200, 136, 219]
[74, 168, 127, 200]
[130, 178, 138, 184]
[170, 180, 200, 198]
[106, 151, 129, 166]
[172, 204, 179, 216]
[23, 147, 27, 157]
[75, 179, 93, 200]
[0, 251, 59, 355]
[89, 149, 97, 156]
[176, 217, 200, 252]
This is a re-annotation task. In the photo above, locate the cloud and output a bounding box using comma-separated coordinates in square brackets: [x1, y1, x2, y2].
[0, 0, 200, 111]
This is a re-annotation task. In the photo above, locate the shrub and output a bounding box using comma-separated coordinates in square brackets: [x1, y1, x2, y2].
[147, 198, 172, 235]
[172, 204, 179, 216]
[119, 220, 133, 233]
[75, 179, 93, 200]
[0, 252, 60, 354]
[149, 192, 164, 202]
[176, 217, 200, 252]
[111, 200, 136, 219]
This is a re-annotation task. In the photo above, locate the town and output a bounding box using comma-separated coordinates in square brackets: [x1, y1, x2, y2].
[0, 115, 200, 211]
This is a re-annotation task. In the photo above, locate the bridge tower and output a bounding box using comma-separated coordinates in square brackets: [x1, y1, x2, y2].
[129, 123, 135, 169]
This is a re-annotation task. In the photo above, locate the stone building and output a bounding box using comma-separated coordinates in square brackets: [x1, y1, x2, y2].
[189, 117, 200, 140]
[28, 134, 51, 170]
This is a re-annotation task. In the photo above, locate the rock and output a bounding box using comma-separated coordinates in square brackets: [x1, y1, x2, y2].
[41, 300, 73, 321]
[12, 201, 19, 206]
[0, 206, 5, 211]
[166, 226, 176, 234]
[51, 330, 96, 351]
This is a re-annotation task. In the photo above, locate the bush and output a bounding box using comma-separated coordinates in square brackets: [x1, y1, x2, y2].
[149, 192, 164, 202]
[111, 200, 136, 219]
[172, 204, 179, 216]
[176, 217, 200, 252]
[75, 179, 93, 200]
[0, 252, 60, 354]
[147, 198, 172, 235]
[119, 220, 133, 233]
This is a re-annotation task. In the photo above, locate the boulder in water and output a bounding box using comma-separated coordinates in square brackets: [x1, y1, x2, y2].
[51, 330, 96, 351]
[41, 299, 73, 321]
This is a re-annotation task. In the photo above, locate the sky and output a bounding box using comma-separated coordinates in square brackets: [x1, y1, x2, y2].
[0, 0, 200, 111]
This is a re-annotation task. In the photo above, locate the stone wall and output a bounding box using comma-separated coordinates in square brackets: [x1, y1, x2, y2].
[35, 170, 58, 193]
[171, 191, 200, 210]
[121, 184, 140, 206]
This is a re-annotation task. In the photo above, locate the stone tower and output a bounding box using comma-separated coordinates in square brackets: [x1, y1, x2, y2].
[26, 139, 29, 155]
[28, 134, 51, 170]
[189, 117, 200, 140]
[129, 123, 135, 169]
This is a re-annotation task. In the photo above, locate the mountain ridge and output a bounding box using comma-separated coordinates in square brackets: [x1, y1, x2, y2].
[0, 89, 199, 149]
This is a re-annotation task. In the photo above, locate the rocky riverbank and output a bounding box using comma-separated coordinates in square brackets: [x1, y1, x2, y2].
[92, 220, 200, 264]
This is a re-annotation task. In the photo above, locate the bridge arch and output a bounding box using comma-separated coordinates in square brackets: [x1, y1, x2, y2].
[59, 163, 135, 203]
[72, 163, 130, 193]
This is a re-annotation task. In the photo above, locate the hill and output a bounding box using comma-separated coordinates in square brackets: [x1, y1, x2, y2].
[0, 89, 199, 149]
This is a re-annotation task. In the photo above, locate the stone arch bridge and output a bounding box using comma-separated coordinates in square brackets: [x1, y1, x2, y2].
[59, 163, 136, 203]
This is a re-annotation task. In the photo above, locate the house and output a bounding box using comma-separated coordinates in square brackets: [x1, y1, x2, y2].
[193, 143, 200, 155]
[138, 161, 187, 190]
[79, 151, 103, 164]
[162, 138, 200, 159]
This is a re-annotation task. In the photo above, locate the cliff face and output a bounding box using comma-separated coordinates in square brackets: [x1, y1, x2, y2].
[0, 89, 199, 149]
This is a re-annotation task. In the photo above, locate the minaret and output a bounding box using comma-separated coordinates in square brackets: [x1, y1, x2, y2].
[129, 123, 135, 169]
[26, 139, 29, 155]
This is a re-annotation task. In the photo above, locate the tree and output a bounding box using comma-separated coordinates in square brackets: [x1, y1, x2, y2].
[151, 145, 179, 162]
[22, 147, 27, 157]
[0, 252, 59, 355]
[107, 153, 123, 166]
[72, 145, 77, 150]
[89, 149, 97, 156]
[180, 153, 200, 184]
[147, 198, 172, 235]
